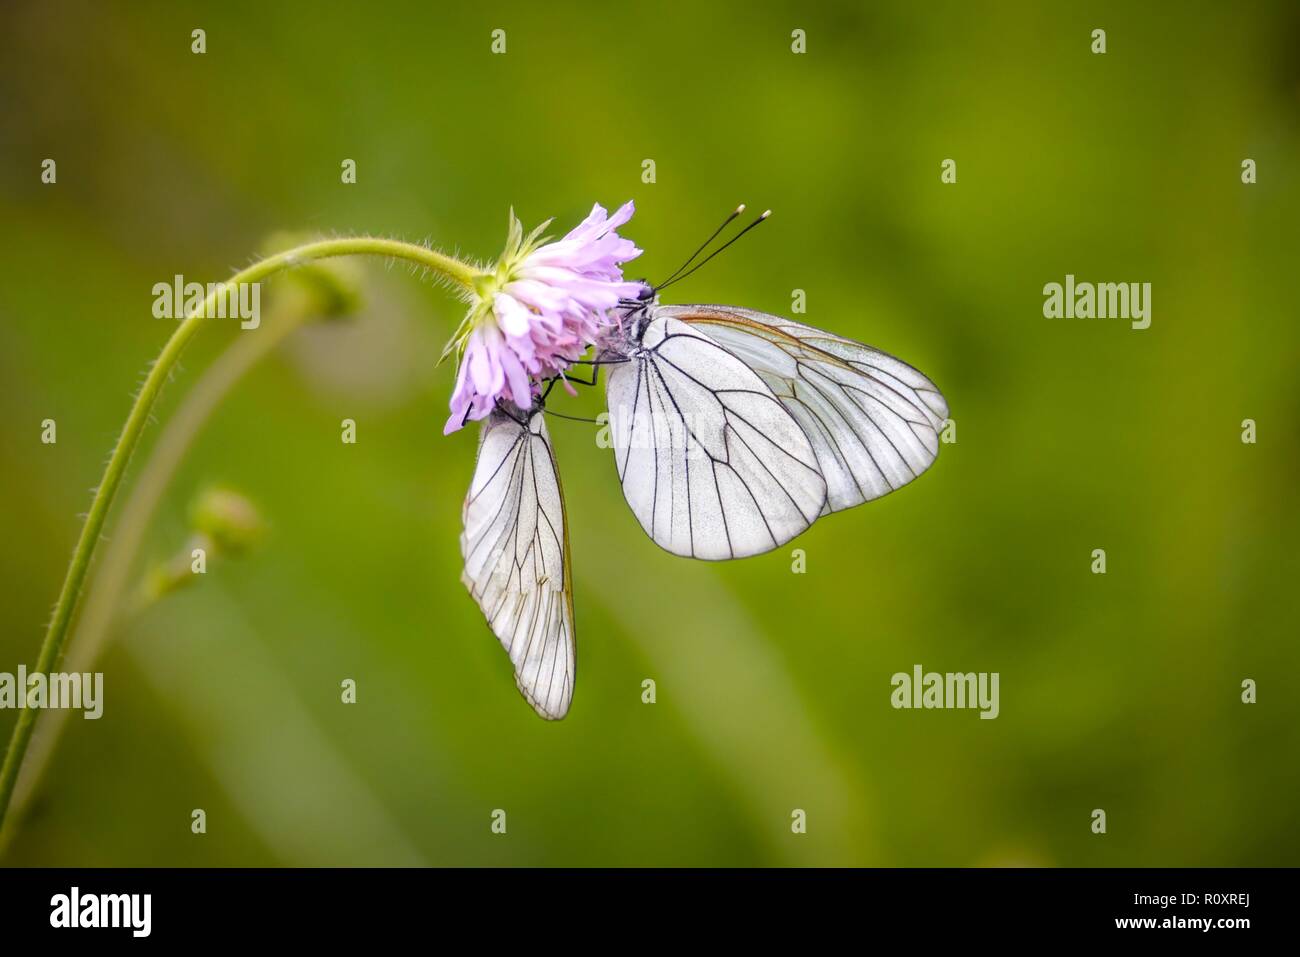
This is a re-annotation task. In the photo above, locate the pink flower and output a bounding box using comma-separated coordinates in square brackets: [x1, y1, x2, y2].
[444, 202, 645, 434]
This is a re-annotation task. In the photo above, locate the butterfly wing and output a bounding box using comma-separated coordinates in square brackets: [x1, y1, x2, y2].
[661, 305, 948, 514]
[461, 408, 575, 719]
[604, 315, 827, 560]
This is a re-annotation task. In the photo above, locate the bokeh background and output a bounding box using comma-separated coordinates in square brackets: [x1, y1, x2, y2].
[1, 0, 1297, 866]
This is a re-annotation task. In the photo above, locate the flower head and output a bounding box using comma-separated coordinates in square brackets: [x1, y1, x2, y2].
[443, 201, 645, 433]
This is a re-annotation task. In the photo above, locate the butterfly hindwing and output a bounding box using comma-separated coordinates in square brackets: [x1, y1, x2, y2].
[661, 305, 948, 514]
[461, 409, 575, 719]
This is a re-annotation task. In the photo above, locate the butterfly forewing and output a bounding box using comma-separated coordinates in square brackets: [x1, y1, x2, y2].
[661, 305, 948, 514]
[461, 409, 575, 719]
[605, 315, 826, 559]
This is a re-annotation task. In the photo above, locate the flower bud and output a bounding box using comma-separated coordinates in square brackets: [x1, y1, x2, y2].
[188, 486, 265, 556]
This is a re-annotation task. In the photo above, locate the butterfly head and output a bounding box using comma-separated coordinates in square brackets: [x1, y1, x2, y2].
[608, 204, 770, 349]
[617, 282, 656, 311]
[611, 284, 656, 344]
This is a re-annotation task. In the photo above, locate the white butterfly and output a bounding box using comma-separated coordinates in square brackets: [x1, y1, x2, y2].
[601, 302, 947, 559]
[460, 408, 575, 720]
[460, 210, 948, 718]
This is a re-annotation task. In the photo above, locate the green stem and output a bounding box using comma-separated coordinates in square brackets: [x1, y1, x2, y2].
[0, 297, 307, 853]
[0, 237, 478, 834]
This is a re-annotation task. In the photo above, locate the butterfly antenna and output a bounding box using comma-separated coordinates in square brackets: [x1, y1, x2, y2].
[656, 209, 771, 292]
[543, 409, 601, 424]
[654, 204, 746, 290]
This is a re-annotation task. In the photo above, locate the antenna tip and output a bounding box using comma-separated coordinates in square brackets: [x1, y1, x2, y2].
[760, 209, 772, 219]
[735, 203, 746, 214]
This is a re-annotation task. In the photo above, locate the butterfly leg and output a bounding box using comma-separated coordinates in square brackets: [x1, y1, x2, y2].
[560, 366, 599, 388]
[493, 399, 531, 426]
[556, 355, 630, 389]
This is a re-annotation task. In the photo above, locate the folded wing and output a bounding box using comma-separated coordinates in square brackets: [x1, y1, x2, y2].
[461, 409, 575, 719]
[605, 315, 826, 560]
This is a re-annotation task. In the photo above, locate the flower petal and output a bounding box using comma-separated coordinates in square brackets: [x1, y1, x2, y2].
[445, 200, 642, 433]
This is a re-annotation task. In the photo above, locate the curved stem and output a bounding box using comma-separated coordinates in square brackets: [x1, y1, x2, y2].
[0, 297, 311, 853]
[0, 237, 478, 833]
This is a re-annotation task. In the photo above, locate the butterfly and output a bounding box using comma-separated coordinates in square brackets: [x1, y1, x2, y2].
[460, 207, 949, 718]
[461, 406, 575, 718]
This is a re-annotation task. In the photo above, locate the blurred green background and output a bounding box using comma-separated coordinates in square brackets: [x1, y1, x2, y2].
[1, 0, 1297, 866]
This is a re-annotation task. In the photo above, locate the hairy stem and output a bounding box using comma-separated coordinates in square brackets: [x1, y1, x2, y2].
[0, 237, 477, 834]
[0, 296, 312, 852]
